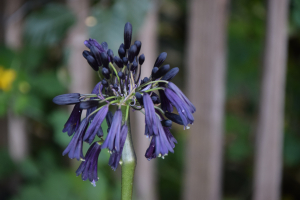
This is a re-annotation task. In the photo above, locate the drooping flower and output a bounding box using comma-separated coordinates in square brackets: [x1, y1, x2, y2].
[76, 141, 102, 186]
[159, 90, 173, 113]
[167, 82, 196, 113]
[108, 124, 128, 170]
[143, 93, 159, 136]
[62, 103, 82, 136]
[145, 117, 175, 160]
[164, 88, 194, 127]
[84, 105, 109, 144]
[101, 109, 122, 152]
[62, 118, 89, 160]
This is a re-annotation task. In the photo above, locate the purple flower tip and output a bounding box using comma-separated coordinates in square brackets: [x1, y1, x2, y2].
[76, 142, 102, 183]
[53, 93, 80, 105]
[101, 109, 122, 152]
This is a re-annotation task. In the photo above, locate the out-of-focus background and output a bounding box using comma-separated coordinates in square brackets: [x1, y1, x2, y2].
[0, 0, 299, 199]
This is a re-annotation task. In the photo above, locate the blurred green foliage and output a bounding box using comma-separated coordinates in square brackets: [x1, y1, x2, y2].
[90, 0, 150, 52]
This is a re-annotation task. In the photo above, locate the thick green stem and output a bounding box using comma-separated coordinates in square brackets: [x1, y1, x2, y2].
[121, 106, 137, 200]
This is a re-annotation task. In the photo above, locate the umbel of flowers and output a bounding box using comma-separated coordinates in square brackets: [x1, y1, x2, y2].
[53, 22, 196, 187]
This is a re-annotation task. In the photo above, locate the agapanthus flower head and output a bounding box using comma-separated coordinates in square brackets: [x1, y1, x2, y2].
[53, 22, 195, 186]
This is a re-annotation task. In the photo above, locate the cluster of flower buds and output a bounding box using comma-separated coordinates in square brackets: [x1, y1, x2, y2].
[53, 22, 195, 186]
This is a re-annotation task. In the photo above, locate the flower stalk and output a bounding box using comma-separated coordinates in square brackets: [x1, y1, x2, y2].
[121, 106, 136, 200]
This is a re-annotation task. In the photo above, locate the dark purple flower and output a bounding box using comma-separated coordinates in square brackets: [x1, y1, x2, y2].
[101, 109, 122, 152]
[134, 40, 142, 55]
[118, 46, 126, 58]
[124, 22, 132, 49]
[106, 111, 113, 133]
[101, 42, 108, 51]
[63, 118, 89, 160]
[84, 105, 109, 144]
[163, 127, 177, 148]
[161, 119, 172, 127]
[63, 104, 82, 136]
[161, 67, 179, 81]
[84, 38, 105, 53]
[164, 112, 184, 125]
[79, 101, 98, 109]
[167, 82, 196, 113]
[143, 93, 159, 136]
[159, 90, 173, 113]
[145, 117, 175, 160]
[53, 93, 80, 105]
[152, 64, 170, 80]
[128, 45, 137, 63]
[135, 92, 143, 106]
[139, 54, 145, 65]
[164, 88, 194, 127]
[153, 52, 167, 68]
[76, 142, 102, 186]
[108, 124, 128, 170]
[90, 45, 102, 67]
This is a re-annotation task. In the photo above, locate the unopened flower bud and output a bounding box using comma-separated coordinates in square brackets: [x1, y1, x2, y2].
[154, 52, 167, 68]
[165, 112, 184, 125]
[90, 45, 102, 66]
[107, 49, 114, 63]
[102, 67, 110, 79]
[100, 52, 109, 68]
[114, 56, 123, 68]
[128, 45, 137, 63]
[161, 67, 179, 81]
[124, 22, 132, 49]
[102, 79, 108, 87]
[131, 61, 138, 71]
[135, 92, 143, 105]
[122, 57, 128, 65]
[118, 71, 125, 80]
[134, 41, 142, 55]
[86, 56, 99, 71]
[118, 47, 126, 58]
[113, 84, 118, 90]
[101, 42, 108, 51]
[151, 96, 158, 103]
[53, 93, 80, 105]
[82, 50, 91, 59]
[152, 67, 159, 78]
[139, 54, 145, 65]
[153, 64, 170, 79]
[161, 120, 172, 127]
[143, 77, 149, 83]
